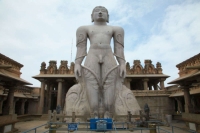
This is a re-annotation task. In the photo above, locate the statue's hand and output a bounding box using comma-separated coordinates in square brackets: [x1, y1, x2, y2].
[74, 63, 82, 80]
[119, 64, 126, 78]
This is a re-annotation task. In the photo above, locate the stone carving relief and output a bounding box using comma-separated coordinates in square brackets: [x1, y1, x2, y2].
[132, 60, 143, 74]
[126, 62, 130, 74]
[0, 58, 21, 74]
[58, 61, 69, 74]
[69, 62, 75, 74]
[177, 54, 200, 77]
[156, 62, 162, 74]
[126, 60, 162, 75]
[144, 60, 155, 74]
[65, 66, 140, 121]
[47, 61, 57, 74]
[39, 60, 76, 75]
[40, 62, 46, 74]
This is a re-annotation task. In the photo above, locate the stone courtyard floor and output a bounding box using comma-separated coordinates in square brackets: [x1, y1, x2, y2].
[15, 120, 193, 133]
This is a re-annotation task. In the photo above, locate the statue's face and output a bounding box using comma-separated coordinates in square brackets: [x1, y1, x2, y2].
[92, 6, 109, 22]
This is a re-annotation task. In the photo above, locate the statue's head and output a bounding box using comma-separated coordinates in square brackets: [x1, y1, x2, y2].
[91, 6, 109, 23]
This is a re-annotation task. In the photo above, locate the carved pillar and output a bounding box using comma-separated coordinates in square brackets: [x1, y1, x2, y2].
[0, 97, 6, 114]
[13, 98, 19, 114]
[38, 79, 45, 114]
[48, 84, 53, 110]
[124, 78, 131, 89]
[153, 82, 158, 90]
[183, 88, 193, 113]
[57, 79, 64, 107]
[159, 78, 165, 90]
[6, 87, 15, 115]
[21, 99, 27, 115]
[142, 78, 149, 90]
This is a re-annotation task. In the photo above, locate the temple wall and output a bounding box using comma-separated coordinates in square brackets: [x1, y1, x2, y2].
[135, 96, 175, 121]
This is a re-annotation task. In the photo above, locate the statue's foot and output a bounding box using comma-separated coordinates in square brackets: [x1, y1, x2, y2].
[91, 111, 98, 119]
[104, 111, 111, 118]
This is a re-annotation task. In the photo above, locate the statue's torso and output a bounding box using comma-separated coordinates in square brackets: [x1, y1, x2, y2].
[87, 25, 114, 49]
[83, 25, 117, 78]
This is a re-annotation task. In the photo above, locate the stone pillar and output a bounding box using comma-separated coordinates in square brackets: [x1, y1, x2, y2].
[21, 99, 27, 115]
[48, 84, 53, 110]
[57, 79, 64, 107]
[4, 87, 15, 115]
[159, 78, 165, 90]
[175, 98, 183, 113]
[124, 78, 131, 89]
[45, 83, 50, 113]
[38, 79, 45, 114]
[0, 97, 6, 114]
[142, 78, 149, 90]
[13, 98, 19, 114]
[153, 83, 158, 90]
[148, 83, 153, 90]
[183, 88, 192, 113]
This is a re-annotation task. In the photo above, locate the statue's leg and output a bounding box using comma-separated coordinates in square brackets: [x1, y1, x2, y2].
[103, 68, 117, 118]
[83, 68, 99, 118]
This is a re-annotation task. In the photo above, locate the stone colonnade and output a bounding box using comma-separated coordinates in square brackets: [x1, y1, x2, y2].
[124, 77, 166, 90]
[0, 88, 28, 115]
[173, 86, 194, 114]
[37, 78, 72, 114]
[37, 77, 166, 114]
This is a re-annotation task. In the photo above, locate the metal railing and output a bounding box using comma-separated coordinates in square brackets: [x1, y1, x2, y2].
[22, 123, 48, 133]
[46, 121, 169, 133]
[171, 125, 197, 133]
[22, 121, 198, 133]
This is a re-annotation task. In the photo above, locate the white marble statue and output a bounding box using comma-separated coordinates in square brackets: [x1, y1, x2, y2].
[65, 6, 141, 120]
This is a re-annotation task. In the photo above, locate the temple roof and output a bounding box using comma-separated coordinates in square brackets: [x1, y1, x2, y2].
[169, 87, 200, 97]
[126, 74, 169, 78]
[0, 70, 32, 85]
[168, 71, 200, 84]
[32, 74, 75, 79]
[0, 53, 23, 68]
[0, 89, 36, 99]
[176, 53, 200, 68]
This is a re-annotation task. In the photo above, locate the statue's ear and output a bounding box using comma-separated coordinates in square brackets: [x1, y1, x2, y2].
[107, 14, 109, 23]
[91, 14, 94, 22]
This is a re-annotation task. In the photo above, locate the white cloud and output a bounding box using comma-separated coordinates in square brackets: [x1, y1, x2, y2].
[125, 1, 200, 86]
[0, 0, 200, 87]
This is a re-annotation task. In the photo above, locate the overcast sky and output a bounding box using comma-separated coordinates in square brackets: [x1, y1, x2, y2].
[0, 0, 200, 87]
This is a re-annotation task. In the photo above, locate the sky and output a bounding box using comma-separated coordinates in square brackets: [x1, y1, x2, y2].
[0, 0, 200, 87]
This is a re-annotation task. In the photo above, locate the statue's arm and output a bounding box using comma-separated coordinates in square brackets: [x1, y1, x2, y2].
[75, 26, 87, 64]
[113, 26, 126, 78]
[74, 26, 87, 79]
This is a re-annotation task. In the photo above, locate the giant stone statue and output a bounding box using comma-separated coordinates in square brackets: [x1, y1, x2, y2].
[65, 6, 141, 120]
